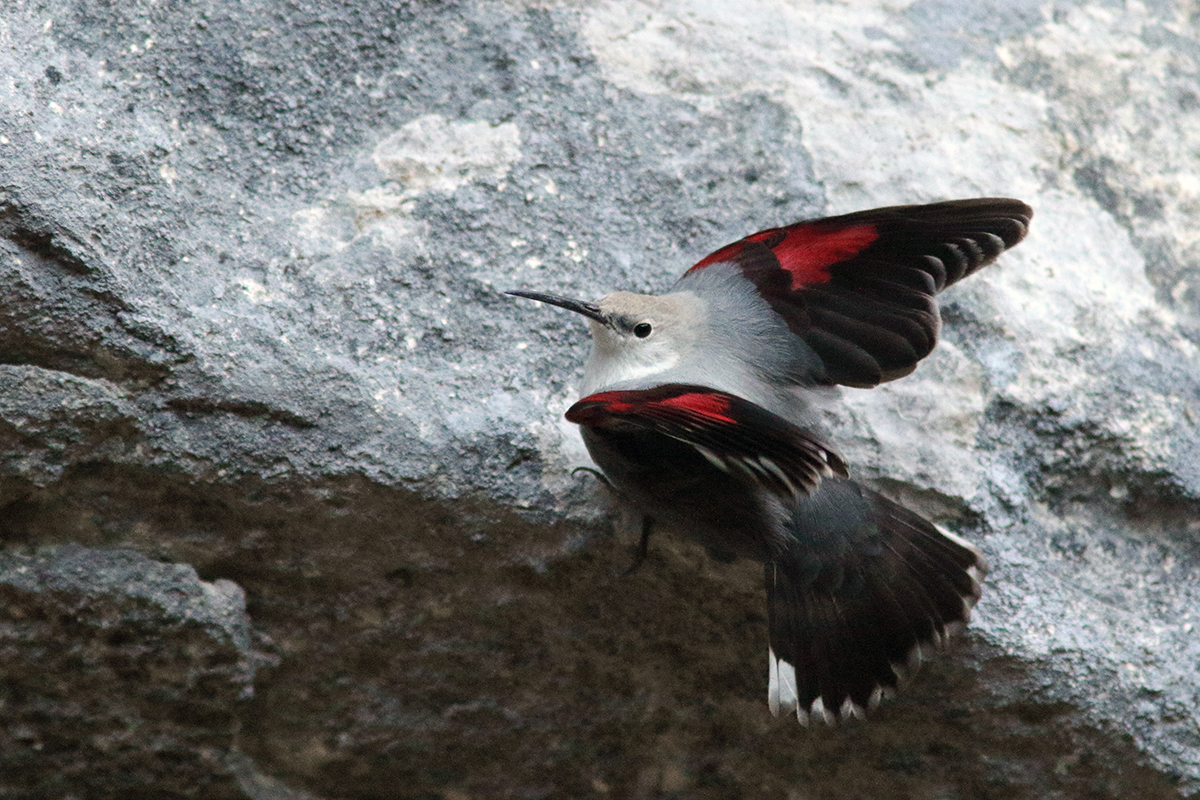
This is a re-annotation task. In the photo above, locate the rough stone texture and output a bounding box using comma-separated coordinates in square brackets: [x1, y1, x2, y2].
[0, 544, 256, 798]
[0, 1, 1198, 798]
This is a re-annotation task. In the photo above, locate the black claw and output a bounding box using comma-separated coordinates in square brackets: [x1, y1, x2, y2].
[619, 516, 654, 577]
[571, 465, 616, 493]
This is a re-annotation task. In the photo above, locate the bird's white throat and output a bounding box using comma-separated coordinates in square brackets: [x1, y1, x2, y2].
[580, 320, 682, 395]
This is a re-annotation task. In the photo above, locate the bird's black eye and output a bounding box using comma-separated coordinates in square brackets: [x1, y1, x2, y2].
[633, 322, 653, 339]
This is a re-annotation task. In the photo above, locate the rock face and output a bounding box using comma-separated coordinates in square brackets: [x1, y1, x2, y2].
[1, 1, 1198, 798]
[0, 545, 256, 797]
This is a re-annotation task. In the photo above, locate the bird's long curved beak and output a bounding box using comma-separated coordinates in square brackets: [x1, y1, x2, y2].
[506, 290, 606, 324]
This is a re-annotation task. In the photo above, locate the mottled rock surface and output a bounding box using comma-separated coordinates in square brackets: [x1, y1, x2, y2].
[1, 1, 1198, 798]
[0, 544, 256, 797]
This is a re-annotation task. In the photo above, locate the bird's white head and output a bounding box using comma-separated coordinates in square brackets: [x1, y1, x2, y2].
[507, 289, 705, 394]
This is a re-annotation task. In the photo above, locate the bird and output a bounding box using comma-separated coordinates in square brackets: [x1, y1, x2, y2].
[508, 198, 1032, 723]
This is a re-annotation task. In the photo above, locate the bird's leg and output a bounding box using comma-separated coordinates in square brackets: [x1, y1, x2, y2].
[620, 515, 654, 576]
[570, 467, 651, 575]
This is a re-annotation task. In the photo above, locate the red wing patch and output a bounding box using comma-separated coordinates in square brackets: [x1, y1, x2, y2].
[679, 199, 1033, 389]
[566, 384, 848, 500]
[565, 387, 736, 426]
[687, 222, 879, 288]
[760, 223, 879, 288]
[656, 391, 735, 423]
[570, 390, 635, 416]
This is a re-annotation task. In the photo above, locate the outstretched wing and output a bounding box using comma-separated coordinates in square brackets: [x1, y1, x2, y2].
[682, 198, 1032, 387]
[765, 478, 988, 723]
[566, 384, 847, 501]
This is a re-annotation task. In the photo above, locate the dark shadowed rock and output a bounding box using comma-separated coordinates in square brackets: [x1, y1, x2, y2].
[0, 544, 257, 798]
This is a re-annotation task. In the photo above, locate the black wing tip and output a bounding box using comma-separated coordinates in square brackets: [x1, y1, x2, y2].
[765, 492, 987, 723]
[826, 196, 1033, 243]
[914, 197, 1033, 249]
[768, 623, 972, 726]
[944, 197, 1033, 248]
[888, 196, 1033, 221]
[767, 626, 975, 725]
[792, 196, 1032, 387]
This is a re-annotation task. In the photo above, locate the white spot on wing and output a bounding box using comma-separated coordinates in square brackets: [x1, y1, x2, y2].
[934, 523, 988, 570]
[768, 647, 801, 720]
[840, 697, 865, 720]
[815, 696, 841, 725]
[933, 522, 989, 607]
[758, 457, 796, 493]
[693, 445, 729, 472]
[768, 646, 782, 715]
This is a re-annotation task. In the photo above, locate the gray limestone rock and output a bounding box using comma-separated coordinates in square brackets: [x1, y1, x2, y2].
[1, 0, 1198, 798]
[0, 544, 258, 797]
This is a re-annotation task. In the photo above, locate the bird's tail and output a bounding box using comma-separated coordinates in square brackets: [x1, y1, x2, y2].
[765, 479, 987, 723]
